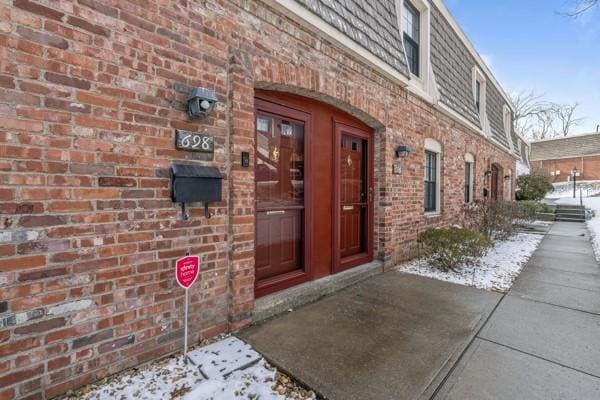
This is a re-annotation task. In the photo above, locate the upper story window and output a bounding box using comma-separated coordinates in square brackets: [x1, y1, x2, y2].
[472, 67, 487, 129]
[475, 80, 482, 113]
[402, 1, 420, 76]
[503, 105, 514, 150]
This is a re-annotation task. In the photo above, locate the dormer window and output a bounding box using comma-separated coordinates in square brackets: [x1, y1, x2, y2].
[475, 80, 482, 113]
[402, 1, 420, 76]
[472, 67, 487, 123]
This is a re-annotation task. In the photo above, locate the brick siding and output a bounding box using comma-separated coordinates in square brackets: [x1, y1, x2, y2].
[0, 0, 516, 398]
[534, 156, 600, 183]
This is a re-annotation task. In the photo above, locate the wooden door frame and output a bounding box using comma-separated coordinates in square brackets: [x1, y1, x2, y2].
[254, 97, 313, 298]
[332, 121, 374, 273]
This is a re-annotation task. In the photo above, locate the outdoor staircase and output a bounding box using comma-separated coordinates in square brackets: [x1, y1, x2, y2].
[555, 204, 586, 223]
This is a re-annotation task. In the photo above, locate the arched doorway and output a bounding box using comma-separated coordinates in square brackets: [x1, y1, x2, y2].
[254, 90, 375, 297]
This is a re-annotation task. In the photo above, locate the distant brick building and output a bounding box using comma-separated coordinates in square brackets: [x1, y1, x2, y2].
[0, 0, 520, 398]
[531, 133, 600, 182]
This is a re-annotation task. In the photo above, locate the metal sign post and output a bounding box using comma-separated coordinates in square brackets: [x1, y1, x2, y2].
[175, 255, 200, 363]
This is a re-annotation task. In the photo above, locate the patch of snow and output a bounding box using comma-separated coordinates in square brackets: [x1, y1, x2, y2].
[554, 196, 600, 262]
[397, 233, 543, 292]
[187, 336, 261, 379]
[546, 180, 600, 199]
[79, 337, 309, 400]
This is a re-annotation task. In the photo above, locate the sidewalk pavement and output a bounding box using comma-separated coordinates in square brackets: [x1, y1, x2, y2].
[239, 222, 600, 399]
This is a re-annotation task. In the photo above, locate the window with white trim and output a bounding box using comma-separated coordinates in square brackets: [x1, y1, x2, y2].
[397, 0, 431, 89]
[424, 138, 442, 214]
[402, 1, 420, 76]
[472, 67, 486, 119]
[503, 105, 514, 150]
[464, 153, 474, 204]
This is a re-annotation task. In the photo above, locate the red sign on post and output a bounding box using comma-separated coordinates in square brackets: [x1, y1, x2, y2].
[175, 256, 200, 289]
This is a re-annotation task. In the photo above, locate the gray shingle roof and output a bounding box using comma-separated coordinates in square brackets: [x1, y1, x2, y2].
[520, 139, 530, 166]
[292, 0, 515, 153]
[430, 4, 481, 129]
[530, 134, 600, 161]
[296, 0, 410, 76]
[429, 2, 513, 150]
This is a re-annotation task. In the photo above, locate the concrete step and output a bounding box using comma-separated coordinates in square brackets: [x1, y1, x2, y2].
[556, 212, 586, 218]
[555, 217, 585, 223]
[556, 205, 585, 211]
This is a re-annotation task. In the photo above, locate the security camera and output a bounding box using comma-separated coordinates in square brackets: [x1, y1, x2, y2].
[187, 87, 218, 118]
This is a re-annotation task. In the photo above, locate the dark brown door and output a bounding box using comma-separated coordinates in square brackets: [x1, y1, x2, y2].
[333, 123, 373, 272]
[255, 100, 312, 297]
[491, 164, 500, 202]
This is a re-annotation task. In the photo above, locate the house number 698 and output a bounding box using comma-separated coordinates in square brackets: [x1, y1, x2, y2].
[175, 130, 214, 153]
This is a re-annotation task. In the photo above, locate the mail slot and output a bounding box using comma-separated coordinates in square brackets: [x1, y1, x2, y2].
[171, 163, 222, 204]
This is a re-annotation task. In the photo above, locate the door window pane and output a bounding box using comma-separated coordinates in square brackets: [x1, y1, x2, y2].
[256, 114, 304, 207]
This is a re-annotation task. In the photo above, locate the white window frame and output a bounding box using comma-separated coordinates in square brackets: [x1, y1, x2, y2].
[396, 0, 433, 100]
[472, 67, 491, 137]
[503, 104, 515, 152]
[464, 153, 475, 204]
[424, 138, 442, 215]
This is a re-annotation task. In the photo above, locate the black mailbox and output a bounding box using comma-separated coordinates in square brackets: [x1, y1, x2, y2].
[171, 164, 222, 219]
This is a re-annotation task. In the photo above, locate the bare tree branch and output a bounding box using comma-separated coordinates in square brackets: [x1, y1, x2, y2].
[554, 103, 586, 136]
[561, 0, 599, 17]
[509, 91, 558, 140]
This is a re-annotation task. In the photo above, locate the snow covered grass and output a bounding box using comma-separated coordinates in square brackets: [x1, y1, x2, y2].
[72, 336, 315, 400]
[554, 196, 600, 262]
[397, 232, 544, 292]
[547, 180, 600, 199]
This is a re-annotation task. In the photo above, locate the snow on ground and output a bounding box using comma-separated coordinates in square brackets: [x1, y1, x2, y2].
[397, 232, 544, 292]
[76, 337, 315, 400]
[553, 196, 600, 262]
[547, 180, 600, 199]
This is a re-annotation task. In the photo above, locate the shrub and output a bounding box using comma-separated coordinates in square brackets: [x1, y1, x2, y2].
[418, 227, 492, 272]
[517, 200, 555, 220]
[516, 169, 554, 201]
[464, 200, 527, 241]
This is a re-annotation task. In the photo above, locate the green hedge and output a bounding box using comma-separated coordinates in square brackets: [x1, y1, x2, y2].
[418, 227, 492, 272]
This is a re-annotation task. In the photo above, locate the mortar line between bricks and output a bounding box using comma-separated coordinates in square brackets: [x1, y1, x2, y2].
[476, 337, 600, 380]
[427, 292, 508, 400]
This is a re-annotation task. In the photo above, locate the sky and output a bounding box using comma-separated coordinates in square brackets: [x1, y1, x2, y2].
[445, 0, 600, 134]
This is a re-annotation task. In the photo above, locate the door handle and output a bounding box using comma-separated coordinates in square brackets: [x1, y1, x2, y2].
[266, 210, 285, 215]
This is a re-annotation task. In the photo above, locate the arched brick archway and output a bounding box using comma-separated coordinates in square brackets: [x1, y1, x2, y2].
[227, 56, 392, 326]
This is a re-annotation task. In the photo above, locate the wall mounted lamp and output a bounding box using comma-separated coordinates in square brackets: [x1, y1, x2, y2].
[395, 145, 412, 158]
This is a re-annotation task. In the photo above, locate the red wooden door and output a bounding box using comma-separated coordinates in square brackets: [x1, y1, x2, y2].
[333, 123, 373, 272]
[254, 99, 312, 297]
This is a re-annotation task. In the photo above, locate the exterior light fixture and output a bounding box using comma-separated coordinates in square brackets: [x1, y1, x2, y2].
[395, 145, 412, 158]
[504, 175, 511, 181]
[484, 170, 492, 178]
[187, 87, 218, 118]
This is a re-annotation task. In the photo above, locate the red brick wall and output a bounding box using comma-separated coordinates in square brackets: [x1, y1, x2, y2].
[534, 156, 600, 183]
[0, 0, 516, 398]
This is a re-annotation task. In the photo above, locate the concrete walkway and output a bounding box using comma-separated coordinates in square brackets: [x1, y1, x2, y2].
[434, 221, 600, 400]
[239, 222, 600, 399]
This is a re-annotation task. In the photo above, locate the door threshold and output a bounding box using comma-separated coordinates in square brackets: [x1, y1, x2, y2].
[252, 260, 383, 323]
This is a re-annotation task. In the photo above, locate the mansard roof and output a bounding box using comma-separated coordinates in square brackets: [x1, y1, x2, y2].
[293, 0, 516, 152]
[295, 0, 410, 75]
